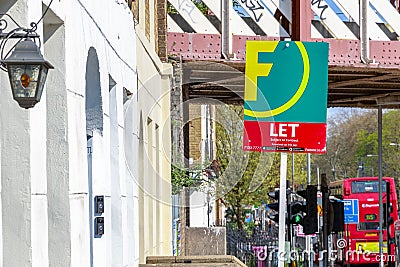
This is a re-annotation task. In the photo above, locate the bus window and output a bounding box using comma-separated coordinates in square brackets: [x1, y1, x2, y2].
[357, 222, 380, 231]
[351, 181, 386, 193]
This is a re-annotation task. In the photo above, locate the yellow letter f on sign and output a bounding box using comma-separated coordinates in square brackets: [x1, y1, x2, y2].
[244, 41, 279, 101]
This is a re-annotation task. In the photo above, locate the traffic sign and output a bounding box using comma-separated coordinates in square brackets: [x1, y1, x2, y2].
[343, 199, 359, 224]
[243, 41, 328, 154]
[317, 204, 323, 216]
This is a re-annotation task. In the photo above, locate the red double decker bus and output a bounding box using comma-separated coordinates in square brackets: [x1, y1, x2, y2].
[330, 177, 398, 266]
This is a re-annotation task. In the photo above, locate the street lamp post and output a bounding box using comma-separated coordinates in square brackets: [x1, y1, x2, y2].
[0, 14, 53, 109]
[357, 154, 378, 177]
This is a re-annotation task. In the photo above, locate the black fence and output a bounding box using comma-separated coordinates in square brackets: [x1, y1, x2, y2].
[226, 224, 279, 267]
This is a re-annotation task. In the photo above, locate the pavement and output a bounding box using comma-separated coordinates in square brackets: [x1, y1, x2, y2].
[140, 255, 247, 267]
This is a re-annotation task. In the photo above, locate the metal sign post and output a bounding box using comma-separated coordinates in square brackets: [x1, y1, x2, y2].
[242, 41, 329, 267]
[378, 106, 384, 267]
[278, 153, 288, 267]
[306, 153, 311, 267]
[321, 174, 329, 267]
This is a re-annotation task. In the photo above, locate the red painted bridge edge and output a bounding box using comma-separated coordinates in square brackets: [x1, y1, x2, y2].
[168, 32, 400, 68]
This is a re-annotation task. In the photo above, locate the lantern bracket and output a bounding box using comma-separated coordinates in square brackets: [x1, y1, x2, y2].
[0, 14, 42, 72]
[0, 1, 54, 109]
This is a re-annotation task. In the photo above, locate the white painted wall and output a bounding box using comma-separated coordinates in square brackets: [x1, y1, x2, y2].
[135, 40, 173, 263]
[135, 0, 173, 260]
[189, 178, 217, 227]
[0, 0, 157, 266]
[190, 191, 207, 227]
[0, 1, 44, 266]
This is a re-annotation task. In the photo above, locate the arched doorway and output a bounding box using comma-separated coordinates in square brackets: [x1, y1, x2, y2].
[85, 47, 103, 267]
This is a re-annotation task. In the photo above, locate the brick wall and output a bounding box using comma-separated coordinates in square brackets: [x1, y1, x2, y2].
[132, 0, 139, 23]
[170, 59, 184, 166]
[189, 105, 202, 164]
[145, 0, 150, 40]
[155, 0, 167, 61]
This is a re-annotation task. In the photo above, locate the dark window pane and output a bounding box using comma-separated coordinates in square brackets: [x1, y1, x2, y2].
[351, 181, 386, 193]
[357, 222, 379, 231]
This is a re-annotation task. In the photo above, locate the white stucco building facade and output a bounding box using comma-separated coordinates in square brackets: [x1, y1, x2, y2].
[0, 0, 172, 266]
[132, 0, 173, 262]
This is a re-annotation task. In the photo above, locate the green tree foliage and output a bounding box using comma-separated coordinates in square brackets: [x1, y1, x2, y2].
[288, 153, 309, 190]
[171, 162, 216, 195]
[171, 164, 193, 195]
[192, 0, 208, 14]
[352, 110, 400, 195]
[313, 109, 377, 181]
[314, 108, 400, 194]
[215, 105, 273, 228]
[167, 1, 209, 15]
[167, 0, 240, 15]
[167, 3, 178, 14]
[382, 110, 400, 192]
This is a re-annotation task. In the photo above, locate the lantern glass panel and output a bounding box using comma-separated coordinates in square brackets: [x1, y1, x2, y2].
[37, 66, 48, 100]
[8, 64, 41, 98]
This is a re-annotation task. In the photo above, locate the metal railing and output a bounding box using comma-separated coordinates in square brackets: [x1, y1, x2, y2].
[226, 224, 279, 267]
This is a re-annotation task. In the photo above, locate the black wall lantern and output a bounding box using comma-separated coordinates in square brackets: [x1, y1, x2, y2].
[0, 14, 54, 109]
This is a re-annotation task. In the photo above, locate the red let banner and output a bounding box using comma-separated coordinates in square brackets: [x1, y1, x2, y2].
[243, 121, 327, 153]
